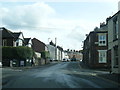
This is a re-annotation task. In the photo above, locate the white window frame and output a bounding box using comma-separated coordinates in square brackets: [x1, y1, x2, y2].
[98, 50, 107, 63]
[98, 34, 106, 46]
[19, 39, 23, 46]
[15, 39, 23, 46]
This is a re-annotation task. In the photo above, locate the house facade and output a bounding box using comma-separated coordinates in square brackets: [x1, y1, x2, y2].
[32, 38, 49, 65]
[83, 23, 109, 68]
[47, 44, 56, 61]
[1, 27, 24, 47]
[107, 11, 120, 74]
[1, 27, 33, 67]
[47, 41, 64, 61]
[24, 38, 32, 47]
[57, 46, 63, 61]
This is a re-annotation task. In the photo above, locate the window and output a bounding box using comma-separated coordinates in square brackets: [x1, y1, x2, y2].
[98, 34, 106, 46]
[113, 17, 118, 40]
[16, 40, 19, 46]
[114, 46, 118, 66]
[19, 39, 23, 46]
[2, 39, 7, 46]
[98, 50, 107, 63]
[16, 39, 23, 46]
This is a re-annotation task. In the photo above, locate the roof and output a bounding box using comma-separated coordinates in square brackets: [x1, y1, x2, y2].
[32, 38, 46, 52]
[57, 46, 63, 51]
[24, 38, 31, 45]
[1, 27, 23, 39]
[1, 27, 15, 38]
[106, 10, 120, 21]
[12, 32, 21, 38]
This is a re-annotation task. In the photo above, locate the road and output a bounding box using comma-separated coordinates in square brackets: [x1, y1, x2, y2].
[2, 61, 120, 88]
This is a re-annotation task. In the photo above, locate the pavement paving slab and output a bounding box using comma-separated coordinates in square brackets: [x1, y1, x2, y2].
[79, 62, 120, 85]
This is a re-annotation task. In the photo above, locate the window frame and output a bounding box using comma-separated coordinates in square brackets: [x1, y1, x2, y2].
[98, 34, 106, 46]
[98, 50, 107, 63]
[113, 17, 118, 41]
[2, 39, 7, 46]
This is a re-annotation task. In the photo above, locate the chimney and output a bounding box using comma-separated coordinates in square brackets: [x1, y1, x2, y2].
[118, 1, 120, 11]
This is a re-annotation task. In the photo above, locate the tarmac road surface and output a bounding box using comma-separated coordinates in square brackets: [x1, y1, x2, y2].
[2, 62, 120, 88]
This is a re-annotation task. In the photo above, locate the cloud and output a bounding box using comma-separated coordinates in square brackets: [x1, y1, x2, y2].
[0, 0, 119, 2]
[1, 2, 56, 30]
[0, 2, 100, 50]
[68, 26, 85, 41]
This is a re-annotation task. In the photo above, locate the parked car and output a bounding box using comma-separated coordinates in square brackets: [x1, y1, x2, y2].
[71, 58, 76, 61]
[62, 58, 67, 62]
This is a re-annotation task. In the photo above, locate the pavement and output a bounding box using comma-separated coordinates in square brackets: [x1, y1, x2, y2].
[2, 61, 58, 71]
[79, 61, 120, 85]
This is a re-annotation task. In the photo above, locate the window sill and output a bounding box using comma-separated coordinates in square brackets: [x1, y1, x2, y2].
[113, 39, 118, 42]
[98, 45, 106, 46]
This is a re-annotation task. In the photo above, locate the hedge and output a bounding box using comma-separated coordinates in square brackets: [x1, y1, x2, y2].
[2, 46, 34, 60]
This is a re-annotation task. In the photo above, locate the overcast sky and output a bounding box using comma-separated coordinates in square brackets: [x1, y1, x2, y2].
[0, 0, 119, 50]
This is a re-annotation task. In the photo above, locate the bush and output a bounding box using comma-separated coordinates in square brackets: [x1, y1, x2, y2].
[2, 46, 34, 60]
[41, 51, 50, 59]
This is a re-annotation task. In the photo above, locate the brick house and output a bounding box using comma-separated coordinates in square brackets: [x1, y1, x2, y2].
[107, 11, 120, 74]
[1, 27, 33, 67]
[32, 38, 49, 65]
[1, 27, 24, 47]
[83, 23, 109, 68]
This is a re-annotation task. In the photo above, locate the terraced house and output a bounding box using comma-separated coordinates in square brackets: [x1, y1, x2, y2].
[107, 11, 120, 74]
[83, 23, 109, 68]
[32, 38, 50, 65]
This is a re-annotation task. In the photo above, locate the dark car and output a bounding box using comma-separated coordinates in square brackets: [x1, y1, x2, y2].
[71, 58, 76, 61]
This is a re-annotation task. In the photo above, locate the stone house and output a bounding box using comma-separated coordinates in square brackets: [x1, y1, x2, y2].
[107, 11, 120, 74]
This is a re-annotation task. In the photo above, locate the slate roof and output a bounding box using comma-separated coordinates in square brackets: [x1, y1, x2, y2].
[24, 38, 31, 45]
[1, 27, 22, 39]
[12, 32, 21, 39]
[1, 27, 15, 38]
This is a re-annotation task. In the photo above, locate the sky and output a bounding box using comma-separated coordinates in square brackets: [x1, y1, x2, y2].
[0, 0, 119, 50]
